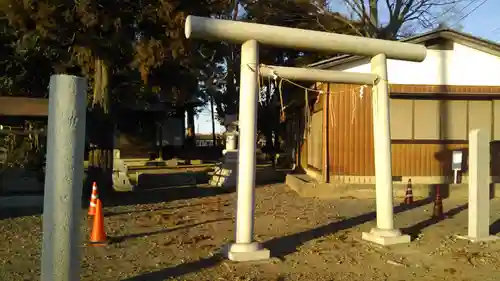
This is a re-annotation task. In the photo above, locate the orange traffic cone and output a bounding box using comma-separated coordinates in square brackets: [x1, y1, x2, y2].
[89, 199, 107, 246]
[404, 179, 414, 204]
[88, 182, 99, 216]
[432, 185, 444, 219]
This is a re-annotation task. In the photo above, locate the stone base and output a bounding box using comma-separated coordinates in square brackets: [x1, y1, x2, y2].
[209, 164, 238, 188]
[362, 228, 411, 246]
[223, 150, 238, 164]
[456, 234, 500, 243]
[112, 171, 134, 192]
[209, 151, 238, 188]
[221, 242, 271, 262]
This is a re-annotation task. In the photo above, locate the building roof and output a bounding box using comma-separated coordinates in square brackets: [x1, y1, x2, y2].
[121, 93, 205, 111]
[0, 95, 204, 116]
[0, 97, 49, 116]
[307, 28, 500, 69]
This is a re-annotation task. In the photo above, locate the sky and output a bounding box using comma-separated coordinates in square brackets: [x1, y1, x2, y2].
[194, 0, 500, 134]
[459, 0, 500, 41]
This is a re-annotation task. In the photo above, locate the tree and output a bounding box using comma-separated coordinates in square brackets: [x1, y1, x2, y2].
[0, 0, 136, 192]
[201, 0, 360, 133]
[0, 0, 229, 189]
[1, 0, 229, 108]
[188, 0, 363, 156]
[0, 16, 54, 97]
[132, 0, 230, 148]
[330, 0, 469, 39]
[206, 0, 243, 125]
[236, 0, 361, 153]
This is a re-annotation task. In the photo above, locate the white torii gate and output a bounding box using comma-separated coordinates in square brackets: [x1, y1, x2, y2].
[185, 15, 427, 261]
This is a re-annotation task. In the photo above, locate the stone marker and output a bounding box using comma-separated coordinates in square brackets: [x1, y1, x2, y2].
[457, 129, 498, 242]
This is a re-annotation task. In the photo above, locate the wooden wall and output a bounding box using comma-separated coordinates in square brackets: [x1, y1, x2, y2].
[0, 97, 48, 116]
[327, 83, 375, 176]
[307, 108, 323, 170]
[322, 83, 500, 178]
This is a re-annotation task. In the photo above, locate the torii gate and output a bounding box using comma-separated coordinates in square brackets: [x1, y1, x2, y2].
[185, 15, 427, 261]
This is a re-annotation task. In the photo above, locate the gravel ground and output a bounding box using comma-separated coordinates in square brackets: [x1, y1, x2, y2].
[1, 183, 500, 281]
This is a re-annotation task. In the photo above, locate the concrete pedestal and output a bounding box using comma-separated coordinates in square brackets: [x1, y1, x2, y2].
[112, 149, 133, 192]
[222, 242, 271, 262]
[112, 172, 133, 192]
[209, 150, 238, 188]
[225, 131, 238, 151]
[362, 228, 411, 246]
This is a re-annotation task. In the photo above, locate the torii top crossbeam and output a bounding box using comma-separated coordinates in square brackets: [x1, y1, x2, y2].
[185, 16, 427, 62]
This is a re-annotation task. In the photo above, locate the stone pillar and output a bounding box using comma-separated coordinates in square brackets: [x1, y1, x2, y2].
[457, 129, 498, 242]
[361, 54, 410, 246]
[222, 40, 270, 261]
[41, 75, 87, 281]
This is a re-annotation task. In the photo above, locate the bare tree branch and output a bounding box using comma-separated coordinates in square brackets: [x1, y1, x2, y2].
[335, 0, 473, 38]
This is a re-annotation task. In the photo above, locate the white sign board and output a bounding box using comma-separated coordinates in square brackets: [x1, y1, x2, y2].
[452, 150, 463, 171]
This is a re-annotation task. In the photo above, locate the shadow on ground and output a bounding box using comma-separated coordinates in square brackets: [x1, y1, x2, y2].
[104, 201, 231, 217]
[490, 218, 500, 235]
[121, 254, 224, 281]
[100, 186, 228, 208]
[402, 203, 468, 240]
[122, 198, 435, 280]
[111, 218, 231, 242]
[87, 168, 287, 209]
[264, 198, 435, 258]
[134, 170, 212, 190]
[0, 168, 287, 220]
[0, 206, 43, 220]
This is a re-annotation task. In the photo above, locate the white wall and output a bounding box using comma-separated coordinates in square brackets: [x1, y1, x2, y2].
[330, 43, 500, 86]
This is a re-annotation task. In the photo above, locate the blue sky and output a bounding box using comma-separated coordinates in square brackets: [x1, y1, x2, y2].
[194, 0, 500, 134]
[459, 0, 500, 41]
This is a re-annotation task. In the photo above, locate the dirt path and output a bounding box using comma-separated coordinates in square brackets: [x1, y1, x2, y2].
[1, 184, 500, 281]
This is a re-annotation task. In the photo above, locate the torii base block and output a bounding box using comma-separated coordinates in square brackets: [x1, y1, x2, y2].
[362, 228, 411, 246]
[221, 242, 271, 262]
